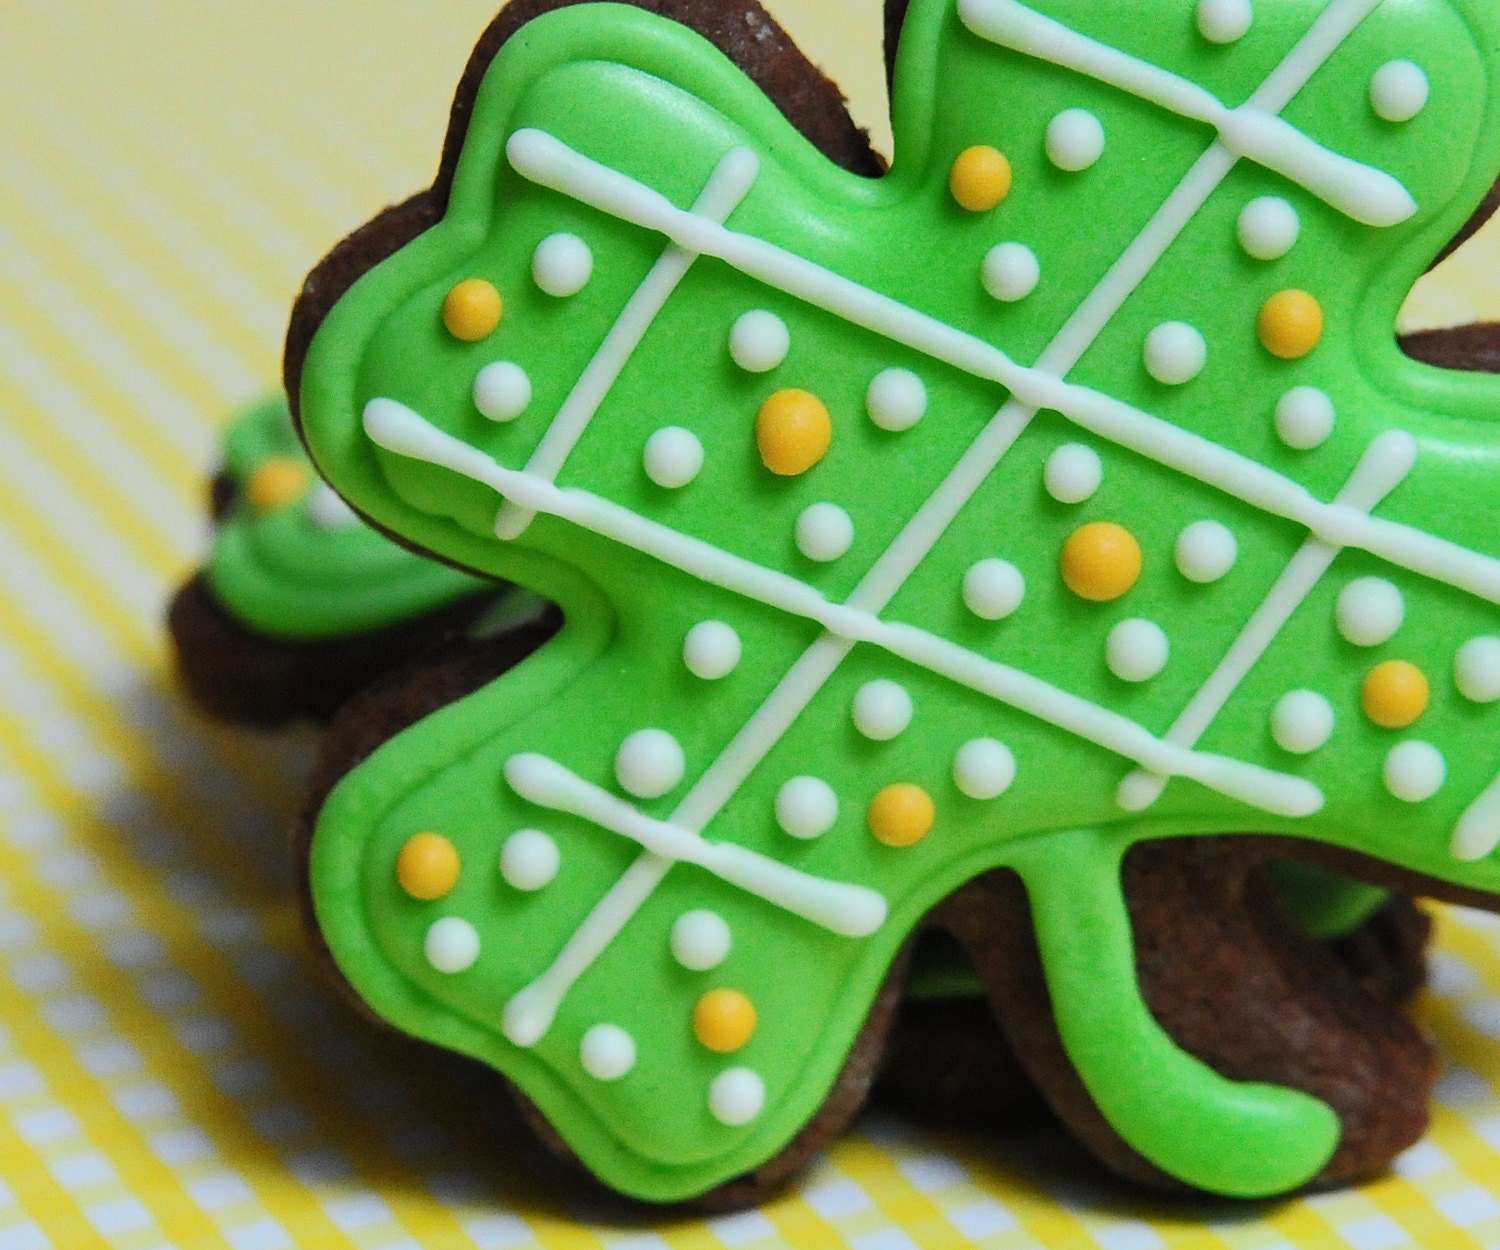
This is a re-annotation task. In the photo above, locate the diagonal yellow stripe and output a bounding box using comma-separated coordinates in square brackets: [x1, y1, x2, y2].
[0, 570, 624, 1247]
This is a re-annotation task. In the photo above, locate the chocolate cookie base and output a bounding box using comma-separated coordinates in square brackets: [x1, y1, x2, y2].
[167, 573, 504, 729]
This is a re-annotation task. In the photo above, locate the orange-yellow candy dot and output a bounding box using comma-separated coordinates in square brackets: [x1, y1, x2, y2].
[1257, 289, 1323, 360]
[1362, 660, 1429, 729]
[757, 389, 832, 476]
[442, 278, 503, 342]
[245, 457, 309, 512]
[396, 832, 461, 901]
[868, 783, 935, 848]
[693, 989, 757, 1053]
[1061, 522, 1142, 602]
[950, 145, 1012, 212]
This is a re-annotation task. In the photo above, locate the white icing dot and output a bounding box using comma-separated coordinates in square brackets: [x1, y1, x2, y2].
[671, 909, 731, 972]
[1043, 443, 1103, 504]
[1456, 636, 1500, 703]
[1371, 60, 1429, 123]
[473, 361, 532, 422]
[1046, 108, 1105, 172]
[982, 242, 1041, 303]
[1272, 690, 1335, 755]
[1384, 741, 1446, 803]
[500, 829, 559, 891]
[795, 503, 853, 563]
[1144, 321, 1207, 385]
[775, 776, 838, 840]
[1336, 577, 1404, 648]
[305, 483, 360, 530]
[1106, 619, 1170, 683]
[1275, 386, 1336, 450]
[708, 1067, 765, 1126]
[1196, 0, 1253, 44]
[580, 1023, 636, 1081]
[963, 559, 1026, 621]
[532, 232, 593, 297]
[615, 729, 685, 799]
[424, 918, 479, 974]
[683, 621, 741, 680]
[643, 426, 704, 489]
[1175, 520, 1238, 583]
[852, 680, 913, 741]
[729, 310, 790, 373]
[953, 737, 1017, 800]
[1237, 196, 1300, 260]
[865, 368, 928, 432]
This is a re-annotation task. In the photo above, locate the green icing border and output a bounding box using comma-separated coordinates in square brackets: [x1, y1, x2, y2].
[298, 0, 1500, 1202]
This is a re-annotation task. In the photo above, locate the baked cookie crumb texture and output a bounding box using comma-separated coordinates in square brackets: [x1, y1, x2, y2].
[294, 0, 1500, 1203]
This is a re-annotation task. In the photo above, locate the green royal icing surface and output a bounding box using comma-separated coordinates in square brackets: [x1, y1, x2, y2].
[299, 0, 1500, 1201]
[205, 395, 485, 639]
[1269, 859, 1391, 939]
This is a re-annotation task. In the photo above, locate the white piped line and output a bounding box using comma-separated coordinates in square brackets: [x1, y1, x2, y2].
[504, 131, 1499, 604]
[502, 855, 670, 1046]
[1118, 430, 1417, 812]
[391, 0, 1467, 1046]
[494, 145, 758, 539]
[505, 753, 886, 937]
[1453, 771, 1500, 862]
[368, 400, 1320, 818]
[957, 0, 1414, 227]
[498, 726, 889, 1048]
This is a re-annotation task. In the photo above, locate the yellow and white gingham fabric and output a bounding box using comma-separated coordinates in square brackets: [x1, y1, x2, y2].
[3, 2, 1500, 1246]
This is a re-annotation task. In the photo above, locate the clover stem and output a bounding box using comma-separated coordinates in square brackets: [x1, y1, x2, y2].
[1014, 829, 1340, 1197]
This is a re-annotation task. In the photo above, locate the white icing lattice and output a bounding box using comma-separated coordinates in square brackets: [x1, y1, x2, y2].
[362, 0, 1498, 1046]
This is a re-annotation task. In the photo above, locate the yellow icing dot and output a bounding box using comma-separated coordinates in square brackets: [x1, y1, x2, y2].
[950, 145, 1013, 212]
[1061, 522, 1142, 602]
[693, 989, 757, 1053]
[245, 457, 310, 511]
[442, 278, 503, 341]
[1362, 661, 1429, 729]
[1257, 289, 1323, 360]
[396, 832, 461, 900]
[757, 389, 832, 476]
[868, 783, 935, 848]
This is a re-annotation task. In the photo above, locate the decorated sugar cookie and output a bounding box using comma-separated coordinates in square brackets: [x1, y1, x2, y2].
[292, 0, 1500, 1203]
[168, 396, 551, 726]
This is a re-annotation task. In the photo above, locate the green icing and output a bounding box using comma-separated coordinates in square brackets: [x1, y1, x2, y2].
[299, 0, 1500, 1201]
[204, 396, 486, 639]
[903, 929, 984, 1001]
[1269, 860, 1391, 939]
[1019, 830, 1337, 1195]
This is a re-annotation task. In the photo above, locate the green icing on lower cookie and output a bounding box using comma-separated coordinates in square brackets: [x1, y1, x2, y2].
[903, 930, 985, 1001]
[204, 396, 486, 639]
[299, 0, 1500, 1201]
[1269, 859, 1391, 939]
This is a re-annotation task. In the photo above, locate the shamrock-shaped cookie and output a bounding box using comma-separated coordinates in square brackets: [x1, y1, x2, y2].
[290, 0, 1500, 1203]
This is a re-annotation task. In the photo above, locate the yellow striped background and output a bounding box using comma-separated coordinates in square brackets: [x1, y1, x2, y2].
[2, 1, 1499, 1246]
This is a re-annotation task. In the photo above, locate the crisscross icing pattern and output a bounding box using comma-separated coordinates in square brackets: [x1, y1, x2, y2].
[304, 0, 1500, 1201]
